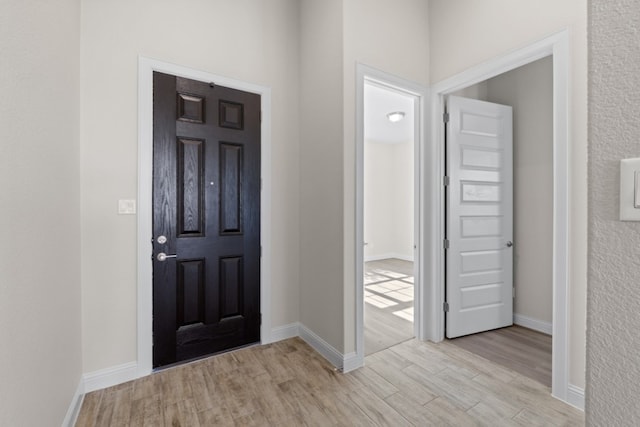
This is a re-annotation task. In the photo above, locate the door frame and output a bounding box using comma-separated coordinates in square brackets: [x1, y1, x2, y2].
[430, 31, 574, 404]
[136, 57, 273, 377]
[354, 64, 430, 368]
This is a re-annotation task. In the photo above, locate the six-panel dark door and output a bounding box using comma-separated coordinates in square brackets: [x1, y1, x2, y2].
[152, 72, 261, 368]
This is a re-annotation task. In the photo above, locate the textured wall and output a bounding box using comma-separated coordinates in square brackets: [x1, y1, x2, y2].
[587, 0, 640, 424]
[0, 0, 82, 424]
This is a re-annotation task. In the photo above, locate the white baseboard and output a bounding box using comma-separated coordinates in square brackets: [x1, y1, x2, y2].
[83, 361, 138, 393]
[298, 323, 345, 370]
[343, 352, 363, 373]
[364, 253, 414, 263]
[62, 379, 85, 427]
[513, 313, 553, 335]
[274, 323, 359, 372]
[566, 384, 585, 411]
[269, 323, 300, 343]
[79, 324, 355, 396]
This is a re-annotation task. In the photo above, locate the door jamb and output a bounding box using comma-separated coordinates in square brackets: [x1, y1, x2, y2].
[137, 57, 273, 377]
[354, 63, 429, 369]
[429, 31, 573, 404]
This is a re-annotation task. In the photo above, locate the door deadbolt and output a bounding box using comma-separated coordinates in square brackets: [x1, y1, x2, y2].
[506, 241, 514, 247]
[156, 235, 168, 244]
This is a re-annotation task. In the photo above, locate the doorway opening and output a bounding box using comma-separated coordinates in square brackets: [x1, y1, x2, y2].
[445, 56, 553, 387]
[363, 82, 416, 356]
[354, 64, 429, 369]
[429, 31, 575, 405]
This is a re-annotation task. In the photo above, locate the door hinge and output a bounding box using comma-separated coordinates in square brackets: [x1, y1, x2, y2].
[260, 246, 263, 257]
[260, 313, 262, 325]
[443, 176, 450, 186]
[443, 239, 450, 249]
[513, 286, 516, 299]
[443, 301, 450, 312]
[260, 110, 263, 122]
[443, 112, 450, 123]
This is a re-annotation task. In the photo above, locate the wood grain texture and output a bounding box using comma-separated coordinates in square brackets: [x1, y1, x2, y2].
[76, 337, 582, 426]
[364, 259, 414, 356]
[448, 325, 552, 387]
[153, 73, 261, 367]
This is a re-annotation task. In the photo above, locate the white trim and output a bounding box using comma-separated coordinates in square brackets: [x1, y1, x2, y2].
[83, 362, 138, 394]
[80, 323, 358, 394]
[298, 323, 345, 370]
[364, 253, 414, 263]
[342, 352, 360, 373]
[269, 323, 300, 342]
[355, 64, 429, 368]
[137, 56, 273, 377]
[430, 31, 574, 405]
[513, 313, 553, 335]
[62, 379, 85, 427]
[566, 384, 585, 411]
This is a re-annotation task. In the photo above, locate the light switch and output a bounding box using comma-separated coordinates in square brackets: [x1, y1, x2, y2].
[620, 158, 640, 221]
[635, 171, 640, 208]
[118, 199, 136, 215]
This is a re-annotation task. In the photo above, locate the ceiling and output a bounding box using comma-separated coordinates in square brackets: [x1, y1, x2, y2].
[364, 83, 414, 144]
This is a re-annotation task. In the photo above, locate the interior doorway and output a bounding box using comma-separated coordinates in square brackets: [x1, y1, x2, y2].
[354, 64, 428, 368]
[429, 32, 573, 403]
[443, 57, 553, 387]
[363, 82, 416, 355]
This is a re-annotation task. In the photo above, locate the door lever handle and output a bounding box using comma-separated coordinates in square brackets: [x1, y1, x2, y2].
[157, 252, 177, 262]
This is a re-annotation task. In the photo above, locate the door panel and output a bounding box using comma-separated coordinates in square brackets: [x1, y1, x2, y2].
[153, 72, 260, 368]
[446, 95, 513, 339]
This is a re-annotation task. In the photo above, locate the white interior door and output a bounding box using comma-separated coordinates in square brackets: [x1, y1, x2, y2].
[445, 95, 513, 338]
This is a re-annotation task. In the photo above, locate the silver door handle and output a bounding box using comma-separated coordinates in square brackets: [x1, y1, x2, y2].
[157, 252, 177, 262]
[506, 241, 513, 247]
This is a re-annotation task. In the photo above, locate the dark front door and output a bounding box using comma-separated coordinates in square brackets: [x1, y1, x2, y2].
[152, 72, 261, 368]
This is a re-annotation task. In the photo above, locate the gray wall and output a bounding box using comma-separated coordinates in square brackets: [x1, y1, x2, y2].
[587, 0, 640, 424]
[486, 58, 554, 329]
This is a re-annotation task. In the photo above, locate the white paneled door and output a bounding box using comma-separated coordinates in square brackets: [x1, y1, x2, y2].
[445, 95, 513, 338]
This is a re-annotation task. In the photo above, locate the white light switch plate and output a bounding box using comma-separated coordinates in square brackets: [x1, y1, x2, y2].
[620, 158, 640, 221]
[118, 199, 137, 215]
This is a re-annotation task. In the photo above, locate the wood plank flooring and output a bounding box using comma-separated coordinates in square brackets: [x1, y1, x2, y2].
[365, 258, 552, 389]
[364, 259, 414, 355]
[76, 337, 583, 426]
[448, 325, 553, 387]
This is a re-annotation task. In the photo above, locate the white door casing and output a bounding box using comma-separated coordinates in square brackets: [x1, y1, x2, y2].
[446, 95, 513, 338]
[431, 32, 578, 407]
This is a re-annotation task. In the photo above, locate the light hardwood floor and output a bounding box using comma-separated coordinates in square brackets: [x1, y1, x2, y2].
[364, 259, 414, 355]
[76, 337, 583, 426]
[365, 259, 552, 389]
[449, 325, 552, 387]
